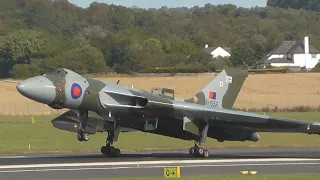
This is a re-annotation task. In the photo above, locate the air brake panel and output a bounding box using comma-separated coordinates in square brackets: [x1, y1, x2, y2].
[144, 117, 158, 131]
[183, 116, 199, 136]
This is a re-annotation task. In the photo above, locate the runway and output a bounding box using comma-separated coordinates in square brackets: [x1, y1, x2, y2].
[1, 147, 320, 180]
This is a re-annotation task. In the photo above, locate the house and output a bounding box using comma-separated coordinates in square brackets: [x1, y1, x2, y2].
[257, 36, 320, 69]
[203, 45, 231, 59]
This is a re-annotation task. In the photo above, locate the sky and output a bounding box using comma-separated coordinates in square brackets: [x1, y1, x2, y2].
[68, 0, 267, 9]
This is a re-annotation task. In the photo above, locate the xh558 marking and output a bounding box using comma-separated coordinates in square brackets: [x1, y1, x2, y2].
[16, 67, 320, 158]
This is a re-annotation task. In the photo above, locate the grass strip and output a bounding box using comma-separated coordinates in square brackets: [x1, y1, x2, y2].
[0, 112, 320, 155]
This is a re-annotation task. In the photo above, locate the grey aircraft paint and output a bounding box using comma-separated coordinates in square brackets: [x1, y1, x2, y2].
[16, 67, 320, 158]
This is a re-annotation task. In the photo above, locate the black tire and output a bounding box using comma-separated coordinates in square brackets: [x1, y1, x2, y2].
[203, 149, 209, 158]
[189, 147, 195, 155]
[109, 146, 115, 153]
[197, 147, 204, 156]
[101, 146, 108, 156]
[115, 148, 121, 157]
[105, 146, 116, 157]
[77, 133, 83, 141]
[83, 133, 90, 141]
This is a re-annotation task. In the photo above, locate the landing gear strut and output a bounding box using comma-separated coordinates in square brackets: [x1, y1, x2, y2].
[101, 131, 121, 157]
[189, 142, 209, 158]
[77, 110, 90, 142]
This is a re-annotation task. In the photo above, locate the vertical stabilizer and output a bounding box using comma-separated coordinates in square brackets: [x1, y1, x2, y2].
[186, 67, 248, 109]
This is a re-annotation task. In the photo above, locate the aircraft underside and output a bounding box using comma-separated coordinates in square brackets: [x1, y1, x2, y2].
[51, 110, 260, 158]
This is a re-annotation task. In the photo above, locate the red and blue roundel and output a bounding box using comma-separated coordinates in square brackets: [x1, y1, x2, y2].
[71, 83, 82, 99]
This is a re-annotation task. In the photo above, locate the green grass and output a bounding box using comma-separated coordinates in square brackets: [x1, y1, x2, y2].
[88, 174, 320, 180]
[1, 112, 320, 155]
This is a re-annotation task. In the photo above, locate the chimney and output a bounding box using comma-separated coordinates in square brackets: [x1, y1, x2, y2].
[304, 36, 309, 54]
[304, 36, 311, 69]
[205, 44, 208, 49]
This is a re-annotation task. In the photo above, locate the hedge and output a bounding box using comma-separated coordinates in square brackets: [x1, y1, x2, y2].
[139, 67, 289, 74]
[139, 66, 211, 73]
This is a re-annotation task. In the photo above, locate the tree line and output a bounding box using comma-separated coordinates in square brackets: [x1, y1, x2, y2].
[0, 0, 320, 78]
[267, 0, 320, 12]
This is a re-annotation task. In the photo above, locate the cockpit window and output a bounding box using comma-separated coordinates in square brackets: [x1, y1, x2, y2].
[46, 68, 82, 78]
[48, 68, 67, 77]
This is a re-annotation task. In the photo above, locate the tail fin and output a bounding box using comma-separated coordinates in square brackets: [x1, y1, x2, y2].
[186, 67, 248, 109]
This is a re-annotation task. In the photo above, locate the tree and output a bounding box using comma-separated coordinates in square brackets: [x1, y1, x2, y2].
[23, 0, 56, 30]
[267, 0, 320, 12]
[1, 0, 320, 76]
[143, 38, 163, 54]
[0, 29, 54, 64]
[0, 29, 55, 77]
[312, 61, 320, 72]
[209, 57, 233, 71]
[186, 50, 212, 66]
[0, 19, 10, 36]
[10, 61, 41, 78]
[163, 37, 197, 55]
[230, 40, 257, 67]
[40, 45, 108, 74]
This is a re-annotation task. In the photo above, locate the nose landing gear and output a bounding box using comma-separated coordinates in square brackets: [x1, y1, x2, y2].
[77, 132, 90, 141]
[77, 110, 90, 142]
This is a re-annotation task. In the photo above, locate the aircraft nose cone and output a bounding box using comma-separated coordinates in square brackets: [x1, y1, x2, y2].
[16, 83, 25, 93]
[16, 76, 56, 104]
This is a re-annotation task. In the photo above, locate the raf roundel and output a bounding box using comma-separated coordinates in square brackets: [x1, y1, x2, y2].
[71, 83, 82, 99]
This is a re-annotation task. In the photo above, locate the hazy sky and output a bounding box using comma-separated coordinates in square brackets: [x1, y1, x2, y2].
[69, 0, 267, 8]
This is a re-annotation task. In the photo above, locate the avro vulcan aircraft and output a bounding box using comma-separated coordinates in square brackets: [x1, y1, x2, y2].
[16, 67, 320, 158]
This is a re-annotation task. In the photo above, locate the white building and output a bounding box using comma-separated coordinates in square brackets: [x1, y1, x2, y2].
[257, 36, 320, 70]
[203, 45, 231, 59]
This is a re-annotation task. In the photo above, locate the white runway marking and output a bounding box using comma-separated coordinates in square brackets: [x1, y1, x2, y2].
[0, 158, 319, 171]
[0, 156, 26, 159]
[1, 162, 320, 173]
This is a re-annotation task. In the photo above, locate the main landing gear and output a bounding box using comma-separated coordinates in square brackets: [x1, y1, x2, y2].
[101, 131, 121, 157]
[189, 143, 209, 158]
[77, 110, 90, 142]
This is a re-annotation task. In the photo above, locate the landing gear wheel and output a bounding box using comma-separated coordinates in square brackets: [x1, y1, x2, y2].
[109, 146, 116, 154]
[101, 129, 121, 157]
[77, 132, 90, 142]
[101, 146, 106, 155]
[196, 147, 204, 156]
[77, 133, 83, 141]
[101, 145, 121, 157]
[189, 143, 209, 158]
[203, 149, 209, 158]
[189, 147, 195, 155]
[115, 148, 121, 157]
[83, 133, 90, 141]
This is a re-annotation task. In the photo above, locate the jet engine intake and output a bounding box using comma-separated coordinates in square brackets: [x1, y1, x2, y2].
[99, 91, 149, 109]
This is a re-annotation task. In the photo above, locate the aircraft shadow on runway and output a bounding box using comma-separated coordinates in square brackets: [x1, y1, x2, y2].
[31, 151, 320, 160]
[3, 151, 320, 166]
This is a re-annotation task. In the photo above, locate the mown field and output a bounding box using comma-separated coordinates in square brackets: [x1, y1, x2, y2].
[0, 112, 320, 155]
[1, 73, 320, 115]
[90, 174, 320, 180]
